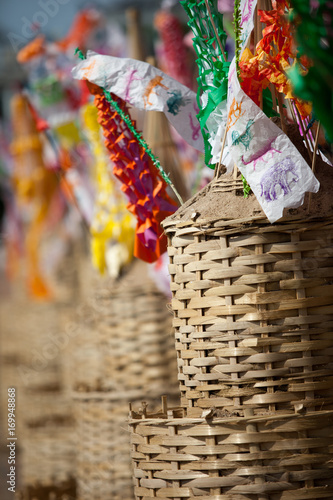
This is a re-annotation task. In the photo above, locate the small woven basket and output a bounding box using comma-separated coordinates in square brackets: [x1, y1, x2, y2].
[129, 399, 333, 499]
[69, 259, 178, 394]
[101, 282, 177, 393]
[73, 391, 179, 500]
[71, 258, 180, 499]
[163, 173, 333, 417]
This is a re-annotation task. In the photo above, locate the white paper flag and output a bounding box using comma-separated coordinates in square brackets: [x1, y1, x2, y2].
[209, 0, 258, 169]
[225, 0, 319, 222]
[72, 51, 204, 153]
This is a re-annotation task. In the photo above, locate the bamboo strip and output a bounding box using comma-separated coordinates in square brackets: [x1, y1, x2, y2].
[129, 402, 333, 499]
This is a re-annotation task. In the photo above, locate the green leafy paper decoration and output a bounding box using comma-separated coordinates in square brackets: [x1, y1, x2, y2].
[180, 0, 230, 166]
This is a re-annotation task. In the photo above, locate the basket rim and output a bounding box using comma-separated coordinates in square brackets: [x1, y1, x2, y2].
[128, 408, 333, 425]
[163, 213, 333, 237]
[162, 177, 333, 234]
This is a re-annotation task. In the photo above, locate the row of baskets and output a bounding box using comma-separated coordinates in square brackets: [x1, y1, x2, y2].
[2, 202, 333, 499]
[0, 257, 180, 500]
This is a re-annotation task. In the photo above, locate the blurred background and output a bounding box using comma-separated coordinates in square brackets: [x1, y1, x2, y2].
[0, 1, 236, 499]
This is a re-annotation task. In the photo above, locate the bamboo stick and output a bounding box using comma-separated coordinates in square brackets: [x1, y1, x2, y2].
[215, 125, 228, 178]
[204, 0, 227, 62]
[144, 57, 189, 203]
[288, 99, 297, 124]
[126, 8, 145, 61]
[233, 162, 238, 179]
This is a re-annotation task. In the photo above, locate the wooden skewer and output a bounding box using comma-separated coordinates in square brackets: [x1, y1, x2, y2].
[288, 100, 316, 155]
[204, 0, 227, 62]
[215, 125, 228, 178]
[288, 99, 297, 124]
[306, 117, 316, 146]
[233, 162, 238, 179]
[303, 115, 316, 152]
[259, 90, 263, 111]
[288, 100, 315, 151]
[161, 395, 168, 415]
[311, 122, 321, 172]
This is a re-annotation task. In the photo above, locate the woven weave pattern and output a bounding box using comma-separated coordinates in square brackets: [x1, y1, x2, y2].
[129, 405, 333, 499]
[100, 284, 177, 393]
[164, 216, 333, 416]
[70, 266, 178, 393]
[73, 261, 180, 500]
[74, 392, 164, 500]
[20, 423, 75, 484]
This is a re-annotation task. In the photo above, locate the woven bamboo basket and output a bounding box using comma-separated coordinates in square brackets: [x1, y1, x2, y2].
[0, 296, 29, 359]
[163, 165, 333, 417]
[71, 258, 180, 499]
[50, 237, 82, 305]
[20, 420, 76, 485]
[129, 399, 333, 499]
[69, 259, 178, 394]
[73, 391, 178, 500]
[100, 282, 178, 393]
[0, 292, 62, 375]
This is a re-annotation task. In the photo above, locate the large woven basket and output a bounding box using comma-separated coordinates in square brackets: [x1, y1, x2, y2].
[129, 400, 333, 499]
[73, 391, 178, 500]
[163, 171, 333, 417]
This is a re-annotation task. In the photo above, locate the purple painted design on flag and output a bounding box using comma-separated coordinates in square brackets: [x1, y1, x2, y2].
[124, 68, 141, 103]
[242, 0, 255, 25]
[260, 157, 299, 202]
[189, 113, 201, 140]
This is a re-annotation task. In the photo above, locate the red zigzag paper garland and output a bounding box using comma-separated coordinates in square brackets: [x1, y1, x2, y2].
[92, 87, 177, 263]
